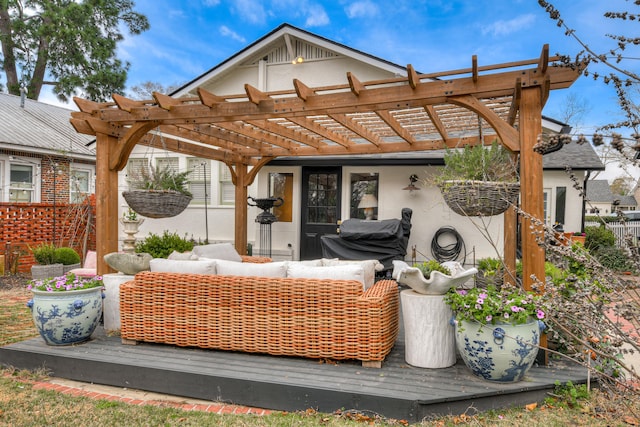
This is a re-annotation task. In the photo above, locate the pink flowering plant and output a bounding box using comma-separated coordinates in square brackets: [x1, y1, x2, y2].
[28, 273, 103, 293]
[444, 284, 545, 325]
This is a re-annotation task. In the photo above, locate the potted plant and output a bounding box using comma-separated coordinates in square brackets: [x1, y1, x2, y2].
[54, 246, 82, 274]
[120, 207, 145, 233]
[27, 273, 104, 345]
[393, 259, 477, 295]
[444, 284, 545, 382]
[435, 141, 519, 216]
[122, 164, 192, 218]
[29, 242, 63, 280]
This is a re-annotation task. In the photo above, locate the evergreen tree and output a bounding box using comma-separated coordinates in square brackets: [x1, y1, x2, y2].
[0, 0, 149, 102]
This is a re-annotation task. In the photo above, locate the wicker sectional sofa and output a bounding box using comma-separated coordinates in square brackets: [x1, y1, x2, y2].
[119, 265, 399, 368]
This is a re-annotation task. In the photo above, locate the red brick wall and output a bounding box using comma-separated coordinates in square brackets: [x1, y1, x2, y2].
[0, 196, 96, 274]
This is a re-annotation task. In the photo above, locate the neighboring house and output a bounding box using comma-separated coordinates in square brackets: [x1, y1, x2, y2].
[0, 92, 97, 271]
[586, 179, 638, 214]
[123, 24, 604, 262]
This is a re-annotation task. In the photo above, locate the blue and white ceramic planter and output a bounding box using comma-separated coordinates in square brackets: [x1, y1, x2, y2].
[454, 318, 542, 382]
[28, 287, 104, 346]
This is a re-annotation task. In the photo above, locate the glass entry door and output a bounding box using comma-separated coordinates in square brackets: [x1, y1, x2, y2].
[300, 167, 341, 260]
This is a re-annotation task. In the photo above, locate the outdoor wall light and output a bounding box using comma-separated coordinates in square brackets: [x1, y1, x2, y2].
[403, 174, 421, 194]
[291, 55, 304, 64]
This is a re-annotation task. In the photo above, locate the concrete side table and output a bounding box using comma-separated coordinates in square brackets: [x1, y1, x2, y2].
[401, 289, 456, 368]
[103, 273, 134, 334]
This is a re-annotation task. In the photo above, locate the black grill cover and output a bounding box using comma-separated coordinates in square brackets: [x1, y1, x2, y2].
[320, 208, 412, 270]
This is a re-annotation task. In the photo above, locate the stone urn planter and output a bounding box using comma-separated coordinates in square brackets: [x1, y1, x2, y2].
[30, 263, 64, 280]
[27, 284, 104, 346]
[454, 319, 542, 382]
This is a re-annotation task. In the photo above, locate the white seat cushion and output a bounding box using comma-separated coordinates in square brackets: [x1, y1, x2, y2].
[286, 264, 365, 289]
[321, 259, 381, 289]
[192, 243, 242, 262]
[215, 259, 287, 278]
[149, 258, 217, 274]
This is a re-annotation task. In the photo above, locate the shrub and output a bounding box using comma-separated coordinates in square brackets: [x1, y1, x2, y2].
[593, 246, 636, 273]
[414, 260, 451, 278]
[30, 242, 56, 265]
[584, 225, 616, 252]
[53, 247, 81, 265]
[135, 230, 194, 258]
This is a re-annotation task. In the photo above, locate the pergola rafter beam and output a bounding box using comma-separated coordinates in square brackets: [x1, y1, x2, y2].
[424, 105, 449, 141]
[375, 110, 418, 145]
[287, 117, 354, 148]
[328, 113, 381, 147]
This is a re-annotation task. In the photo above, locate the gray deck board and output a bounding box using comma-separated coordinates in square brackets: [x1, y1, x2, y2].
[0, 326, 589, 422]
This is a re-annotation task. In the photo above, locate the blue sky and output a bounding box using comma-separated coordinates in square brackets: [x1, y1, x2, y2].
[43, 0, 638, 177]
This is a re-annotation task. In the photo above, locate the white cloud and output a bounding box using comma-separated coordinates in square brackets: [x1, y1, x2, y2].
[482, 14, 536, 37]
[305, 4, 330, 27]
[203, 0, 220, 6]
[219, 25, 246, 43]
[232, 0, 267, 24]
[345, 1, 379, 19]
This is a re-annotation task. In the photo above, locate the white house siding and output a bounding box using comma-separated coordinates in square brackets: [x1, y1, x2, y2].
[543, 170, 586, 232]
[255, 164, 506, 263]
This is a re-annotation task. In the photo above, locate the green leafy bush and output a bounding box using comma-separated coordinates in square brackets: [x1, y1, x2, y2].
[30, 243, 56, 265]
[414, 260, 451, 278]
[593, 246, 636, 273]
[584, 225, 615, 252]
[53, 247, 81, 265]
[135, 230, 194, 258]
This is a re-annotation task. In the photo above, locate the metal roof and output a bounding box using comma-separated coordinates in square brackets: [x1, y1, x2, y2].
[0, 92, 95, 160]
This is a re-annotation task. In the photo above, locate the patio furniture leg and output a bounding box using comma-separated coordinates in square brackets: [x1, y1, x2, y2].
[362, 360, 382, 368]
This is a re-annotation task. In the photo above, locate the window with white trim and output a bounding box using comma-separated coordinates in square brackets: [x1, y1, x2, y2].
[126, 158, 149, 187]
[9, 164, 36, 202]
[156, 157, 179, 173]
[187, 157, 211, 204]
[219, 163, 234, 205]
[70, 169, 91, 203]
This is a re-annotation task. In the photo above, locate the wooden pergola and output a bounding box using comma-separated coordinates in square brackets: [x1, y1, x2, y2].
[70, 44, 580, 291]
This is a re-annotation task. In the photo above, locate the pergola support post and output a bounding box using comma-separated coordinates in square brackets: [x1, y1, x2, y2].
[234, 163, 249, 256]
[519, 86, 547, 364]
[519, 87, 545, 291]
[95, 133, 119, 275]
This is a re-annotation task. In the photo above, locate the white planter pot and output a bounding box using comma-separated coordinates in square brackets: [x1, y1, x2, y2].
[455, 319, 541, 382]
[401, 290, 456, 368]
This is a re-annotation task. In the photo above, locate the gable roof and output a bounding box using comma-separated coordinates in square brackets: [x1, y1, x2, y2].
[173, 23, 408, 96]
[0, 92, 95, 160]
[543, 140, 605, 171]
[587, 179, 615, 202]
[586, 179, 637, 207]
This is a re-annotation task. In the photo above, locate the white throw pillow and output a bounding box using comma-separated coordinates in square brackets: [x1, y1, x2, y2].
[286, 264, 365, 289]
[149, 259, 217, 274]
[321, 259, 381, 289]
[215, 259, 287, 278]
[287, 259, 323, 267]
[192, 243, 242, 262]
[168, 250, 198, 260]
